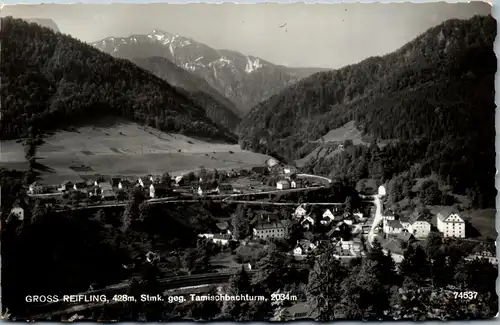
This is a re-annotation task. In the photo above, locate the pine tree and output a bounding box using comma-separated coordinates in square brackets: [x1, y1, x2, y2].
[306, 243, 348, 320]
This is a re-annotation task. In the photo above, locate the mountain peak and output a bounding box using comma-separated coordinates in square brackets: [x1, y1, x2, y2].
[92, 31, 326, 113]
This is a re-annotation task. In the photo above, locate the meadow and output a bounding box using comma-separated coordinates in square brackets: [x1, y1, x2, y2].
[0, 120, 271, 185]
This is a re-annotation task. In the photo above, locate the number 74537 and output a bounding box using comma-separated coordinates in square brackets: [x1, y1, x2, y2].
[454, 291, 478, 299]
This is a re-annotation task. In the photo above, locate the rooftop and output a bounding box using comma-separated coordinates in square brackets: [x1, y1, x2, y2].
[255, 219, 291, 230]
[213, 234, 231, 240]
[387, 220, 403, 229]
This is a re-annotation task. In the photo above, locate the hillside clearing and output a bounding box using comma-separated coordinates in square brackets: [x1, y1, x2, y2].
[0, 121, 271, 184]
[295, 120, 395, 168]
[314, 121, 366, 145]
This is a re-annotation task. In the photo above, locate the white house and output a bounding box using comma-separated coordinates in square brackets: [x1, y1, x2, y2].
[301, 215, 315, 230]
[149, 183, 170, 198]
[212, 234, 231, 245]
[323, 209, 335, 221]
[383, 210, 396, 221]
[73, 182, 88, 193]
[339, 238, 353, 250]
[10, 206, 24, 221]
[138, 177, 153, 188]
[253, 220, 291, 240]
[321, 209, 336, 225]
[198, 233, 215, 239]
[378, 185, 386, 197]
[58, 181, 74, 192]
[293, 204, 308, 219]
[118, 180, 134, 190]
[198, 183, 218, 196]
[293, 240, 317, 256]
[276, 180, 290, 190]
[410, 216, 431, 238]
[437, 212, 465, 238]
[383, 219, 403, 235]
[28, 182, 43, 194]
[290, 180, 297, 189]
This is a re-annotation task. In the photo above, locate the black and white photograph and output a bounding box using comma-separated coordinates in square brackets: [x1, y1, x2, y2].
[0, 1, 497, 321]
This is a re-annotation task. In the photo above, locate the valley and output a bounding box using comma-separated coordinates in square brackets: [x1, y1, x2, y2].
[0, 4, 497, 323]
[0, 120, 271, 185]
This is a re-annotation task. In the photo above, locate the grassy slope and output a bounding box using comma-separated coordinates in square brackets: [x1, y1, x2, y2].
[0, 120, 271, 184]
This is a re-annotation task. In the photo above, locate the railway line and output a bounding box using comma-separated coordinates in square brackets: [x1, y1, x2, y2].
[29, 271, 256, 319]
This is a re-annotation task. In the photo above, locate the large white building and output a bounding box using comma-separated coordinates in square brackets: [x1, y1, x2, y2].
[253, 220, 291, 240]
[410, 216, 432, 238]
[437, 212, 465, 238]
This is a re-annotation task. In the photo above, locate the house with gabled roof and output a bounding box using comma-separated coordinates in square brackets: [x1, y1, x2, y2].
[383, 219, 403, 235]
[410, 215, 431, 238]
[198, 183, 219, 196]
[10, 202, 24, 221]
[138, 177, 152, 188]
[383, 209, 396, 221]
[322, 209, 335, 222]
[293, 204, 308, 219]
[437, 211, 465, 238]
[118, 179, 134, 190]
[293, 240, 317, 256]
[301, 215, 315, 230]
[58, 181, 74, 192]
[28, 181, 44, 194]
[149, 183, 171, 198]
[276, 179, 290, 190]
[397, 231, 415, 243]
[73, 182, 88, 193]
[101, 189, 116, 200]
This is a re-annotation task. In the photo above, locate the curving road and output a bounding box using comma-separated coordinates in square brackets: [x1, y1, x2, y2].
[296, 173, 332, 184]
[364, 194, 404, 263]
[367, 194, 383, 247]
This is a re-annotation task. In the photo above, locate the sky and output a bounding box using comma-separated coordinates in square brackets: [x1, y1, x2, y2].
[2, 2, 491, 69]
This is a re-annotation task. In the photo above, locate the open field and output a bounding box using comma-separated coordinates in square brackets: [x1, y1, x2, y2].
[296, 120, 396, 167]
[315, 121, 367, 145]
[0, 121, 272, 185]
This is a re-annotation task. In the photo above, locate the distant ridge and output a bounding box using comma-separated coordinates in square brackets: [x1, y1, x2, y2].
[25, 18, 60, 32]
[1, 17, 236, 143]
[92, 30, 328, 115]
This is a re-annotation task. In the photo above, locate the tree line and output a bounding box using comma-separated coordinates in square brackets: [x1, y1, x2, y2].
[0, 17, 236, 143]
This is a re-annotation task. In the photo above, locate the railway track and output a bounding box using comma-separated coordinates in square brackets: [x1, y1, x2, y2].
[28, 271, 256, 319]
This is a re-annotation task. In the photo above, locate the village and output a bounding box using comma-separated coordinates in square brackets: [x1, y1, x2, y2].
[20, 158, 312, 208]
[4, 156, 496, 322]
[7, 155, 496, 269]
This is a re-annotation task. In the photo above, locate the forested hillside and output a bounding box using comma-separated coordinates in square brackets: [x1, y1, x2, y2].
[239, 15, 496, 208]
[0, 17, 236, 142]
[131, 56, 241, 130]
